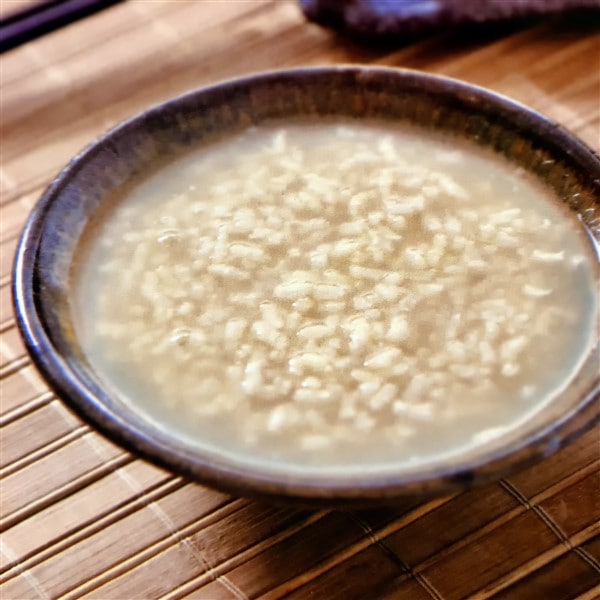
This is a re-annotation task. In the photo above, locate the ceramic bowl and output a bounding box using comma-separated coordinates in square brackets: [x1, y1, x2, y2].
[13, 67, 600, 505]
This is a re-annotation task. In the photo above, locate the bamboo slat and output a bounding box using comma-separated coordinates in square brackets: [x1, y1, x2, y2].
[493, 546, 600, 599]
[0, 366, 48, 418]
[1, 1, 599, 598]
[0, 0, 43, 19]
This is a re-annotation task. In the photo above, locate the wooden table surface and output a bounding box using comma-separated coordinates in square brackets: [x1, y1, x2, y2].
[1, 2, 599, 599]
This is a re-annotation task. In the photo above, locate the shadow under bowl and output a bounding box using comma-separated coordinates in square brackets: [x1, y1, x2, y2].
[12, 67, 600, 506]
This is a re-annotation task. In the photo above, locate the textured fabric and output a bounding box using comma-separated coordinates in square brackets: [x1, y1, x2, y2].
[301, 0, 600, 39]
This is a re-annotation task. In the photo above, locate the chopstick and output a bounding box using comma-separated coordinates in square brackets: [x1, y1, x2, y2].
[1, 0, 124, 53]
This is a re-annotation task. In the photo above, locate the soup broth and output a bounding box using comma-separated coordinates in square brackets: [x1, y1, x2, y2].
[74, 121, 598, 473]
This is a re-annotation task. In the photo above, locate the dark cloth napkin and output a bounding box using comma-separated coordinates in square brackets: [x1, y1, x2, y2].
[300, 0, 600, 41]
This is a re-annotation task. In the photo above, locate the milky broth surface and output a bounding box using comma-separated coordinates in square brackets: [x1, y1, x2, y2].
[74, 121, 598, 473]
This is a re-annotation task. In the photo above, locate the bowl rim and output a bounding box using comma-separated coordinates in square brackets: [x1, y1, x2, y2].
[12, 65, 600, 504]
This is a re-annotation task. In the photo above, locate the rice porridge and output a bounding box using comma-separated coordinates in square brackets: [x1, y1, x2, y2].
[73, 122, 598, 472]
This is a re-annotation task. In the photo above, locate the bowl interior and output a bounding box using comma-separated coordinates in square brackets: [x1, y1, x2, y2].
[16, 67, 600, 501]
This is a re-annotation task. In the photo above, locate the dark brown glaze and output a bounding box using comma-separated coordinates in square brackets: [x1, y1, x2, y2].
[12, 67, 600, 506]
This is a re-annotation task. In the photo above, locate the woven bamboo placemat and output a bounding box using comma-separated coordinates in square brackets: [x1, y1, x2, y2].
[1, 2, 599, 598]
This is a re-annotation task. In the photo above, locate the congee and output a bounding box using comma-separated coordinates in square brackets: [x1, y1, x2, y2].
[73, 121, 598, 473]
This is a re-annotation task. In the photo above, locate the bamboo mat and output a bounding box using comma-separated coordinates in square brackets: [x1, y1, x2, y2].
[1, 2, 599, 598]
